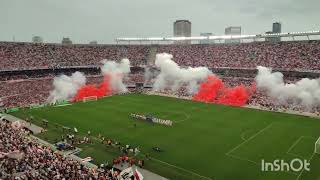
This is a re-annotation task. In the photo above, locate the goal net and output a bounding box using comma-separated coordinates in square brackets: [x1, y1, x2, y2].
[315, 137, 320, 154]
[83, 96, 98, 102]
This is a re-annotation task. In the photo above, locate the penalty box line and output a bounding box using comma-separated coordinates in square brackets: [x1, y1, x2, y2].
[296, 152, 316, 180]
[224, 123, 273, 171]
[223, 123, 299, 175]
[287, 136, 305, 154]
[287, 136, 317, 160]
[226, 123, 274, 155]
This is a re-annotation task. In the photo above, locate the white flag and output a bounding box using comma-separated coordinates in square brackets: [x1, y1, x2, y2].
[11, 121, 22, 129]
[119, 167, 133, 180]
[81, 157, 92, 163]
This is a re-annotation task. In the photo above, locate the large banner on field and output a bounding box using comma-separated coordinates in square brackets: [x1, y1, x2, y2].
[130, 113, 173, 126]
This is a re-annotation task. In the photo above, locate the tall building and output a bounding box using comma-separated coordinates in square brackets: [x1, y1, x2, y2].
[225, 26, 241, 43]
[273, 22, 282, 33]
[62, 37, 72, 45]
[200, 33, 214, 44]
[173, 20, 191, 44]
[272, 22, 282, 42]
[32, 36, 43, 43]
[265, 22, 282, 42]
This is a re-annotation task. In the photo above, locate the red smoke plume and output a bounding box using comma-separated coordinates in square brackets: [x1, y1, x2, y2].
[193, 76, 223, 103]
[73, 76, 112, 102]
[193, 75, 254, 107]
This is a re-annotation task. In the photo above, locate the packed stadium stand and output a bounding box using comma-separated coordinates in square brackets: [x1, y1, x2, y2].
[157, 41, 320, 70]
[0, 120, 119, 179]
[0, 40, 320, 112]
[0, 42, 149, 70]
[1, 41, 320, 70]
[1, 39, 320, 179]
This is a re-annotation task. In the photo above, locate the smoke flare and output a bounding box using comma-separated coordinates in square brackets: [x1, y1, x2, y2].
[48, 71, 86, 103]
[101, 58, 130, 93]
[153, 53, 212, 94]
[255, 66, 320, 108]
[193, 75, 251, 107]
[72, 59, 131, 102]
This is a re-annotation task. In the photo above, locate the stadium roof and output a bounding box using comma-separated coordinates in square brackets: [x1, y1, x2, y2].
[115, 30, 320, 42]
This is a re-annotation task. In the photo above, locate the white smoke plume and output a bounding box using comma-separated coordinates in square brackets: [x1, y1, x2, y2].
[153, 53, 212, 94]
[255, 66, 320, 108]
[144, 66, 153, 84]
[144, 66, 159, 85]
[101, 58, 131, 93]
[48, 71, 86, 103]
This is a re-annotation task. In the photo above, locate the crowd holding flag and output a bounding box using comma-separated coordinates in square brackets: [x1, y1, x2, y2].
[119, 167, 144, 180]
[133, 168, 144, 180]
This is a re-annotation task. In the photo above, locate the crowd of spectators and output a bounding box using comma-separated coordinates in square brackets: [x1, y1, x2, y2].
[0, 78, 51, 108]
[0, 73, 145, 108]
[0, 40, 319, 71]
[1, 72, 319, 113]
[221, 77, 320, 114]
[1, 40, 320, 179]
[0, 42, 149, 70]
[1, 40, 320, 112]
[152, 76, 320, 114]
[157, 40, 320, 71]
[0, 120, 119, 179]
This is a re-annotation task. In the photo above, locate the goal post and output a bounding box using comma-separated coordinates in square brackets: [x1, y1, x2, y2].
[315, 137, 320, 154]
[83, 96, 98, 102]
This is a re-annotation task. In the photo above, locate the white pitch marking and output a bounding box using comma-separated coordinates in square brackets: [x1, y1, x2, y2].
[296, 153, 316, 180]
[287, 136, 304, 154]
[226, 123, 273, 155]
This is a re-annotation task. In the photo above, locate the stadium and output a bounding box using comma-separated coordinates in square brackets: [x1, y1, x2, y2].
[1, 1, 320, 180]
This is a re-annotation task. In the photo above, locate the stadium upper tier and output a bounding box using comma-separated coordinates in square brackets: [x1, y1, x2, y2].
[0, 42, 149, 70]
[0, 40, 319, 71]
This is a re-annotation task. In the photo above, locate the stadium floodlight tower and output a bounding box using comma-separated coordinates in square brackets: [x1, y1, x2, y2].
[315, 137, 320, 154]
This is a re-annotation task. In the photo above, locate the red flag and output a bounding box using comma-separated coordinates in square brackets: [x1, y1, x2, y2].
[133, 169, 143, 180]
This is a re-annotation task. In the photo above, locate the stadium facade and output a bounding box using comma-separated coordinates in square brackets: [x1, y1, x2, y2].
[116, 30, 320, 44]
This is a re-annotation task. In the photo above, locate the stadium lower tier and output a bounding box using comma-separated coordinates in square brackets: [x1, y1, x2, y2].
[1, 75, 320, 114]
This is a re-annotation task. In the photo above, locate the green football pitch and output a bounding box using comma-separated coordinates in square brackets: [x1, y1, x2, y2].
[11, 94, 320, 180]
